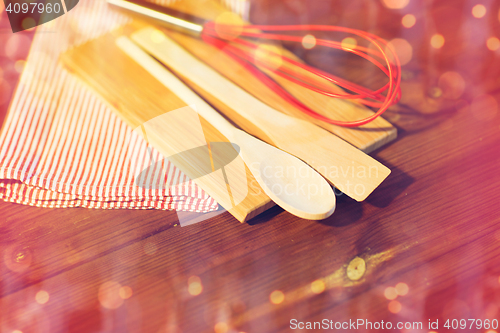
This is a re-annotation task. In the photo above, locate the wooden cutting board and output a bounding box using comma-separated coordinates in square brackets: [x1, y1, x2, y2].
[62, 23, 274, 223]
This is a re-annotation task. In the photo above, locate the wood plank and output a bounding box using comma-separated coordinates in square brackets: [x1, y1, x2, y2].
[1, 125, 499, 330]
[115, 34, 336, 219]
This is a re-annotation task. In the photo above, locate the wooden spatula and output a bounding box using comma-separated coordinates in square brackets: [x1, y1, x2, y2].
[131, 27, 390, 201]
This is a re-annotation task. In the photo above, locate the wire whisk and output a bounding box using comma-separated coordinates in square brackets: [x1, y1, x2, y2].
[108, 0, 402, 127]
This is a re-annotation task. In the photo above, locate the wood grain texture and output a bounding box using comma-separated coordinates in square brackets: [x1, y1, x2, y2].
[2, 1, 500, 333]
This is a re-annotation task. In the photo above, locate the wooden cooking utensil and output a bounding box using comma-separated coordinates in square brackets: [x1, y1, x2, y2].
[108, 0, 400, 130]
[61, 23, 273, 223]
[131, 27, 390, 201]
[117, 36, 336, 220]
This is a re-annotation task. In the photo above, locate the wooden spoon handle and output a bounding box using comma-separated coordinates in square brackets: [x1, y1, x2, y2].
[116, 36, 237, 142]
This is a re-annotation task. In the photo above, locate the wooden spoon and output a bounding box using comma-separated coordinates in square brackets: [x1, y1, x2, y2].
[131, 27, 391, 201]
[116, 36, 336, 220]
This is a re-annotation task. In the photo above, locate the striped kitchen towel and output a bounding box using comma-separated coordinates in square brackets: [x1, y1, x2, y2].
[0, 0, 218, 212]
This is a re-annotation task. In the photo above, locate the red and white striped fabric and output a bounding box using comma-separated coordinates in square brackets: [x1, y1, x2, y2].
[0, 0, 218, 212]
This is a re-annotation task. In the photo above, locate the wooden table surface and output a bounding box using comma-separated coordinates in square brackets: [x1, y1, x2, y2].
[1, 1, 500, 332]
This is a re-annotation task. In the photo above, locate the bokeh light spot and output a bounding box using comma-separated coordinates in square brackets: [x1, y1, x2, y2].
[214, 322, 229, 333]
[11, 331, 23, 333]
[188, 276, 203, 296]
[428, 86, 443, 98]
[311, 279, 325, 294]
[214, 12, 244, 41]
[35, 290, 50, 304]
[98, 281, 124, 309]
[0, 80, 9, 107]
[443, 299, 471, 319]
[388, 300, 402, 313]
[438, 71, 466, 99]
[382, 0, 409, 9]
[402, 14, 416, 28]
[487, 37, 500, 51]
[471, 94, 498, 121]
[384, 287, 398, 300]
[3, 244, 31, 272]
[430, 34, 445, 49]
[486, 303, 499, 318]
[302, 34, 316, 49]
[341, 37, 357, 50]
[119, 286, 133, 299]
[151, 30, 166, 43]
[472, 4, 486, 18]
[387, 38, 413, 65]
[486, 330, 498, 333]
[395, 282, 409, 296]
[270, 290, 285, 304]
